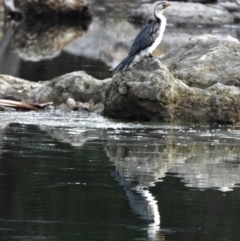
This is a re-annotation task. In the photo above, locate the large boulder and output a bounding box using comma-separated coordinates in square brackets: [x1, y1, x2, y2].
[161, 35, 240, 88]
[104, 59, 176, 121]
[35, 71, 111, 105]
[218, 1, 240, 22]
[129, 2, 234, 26]
[104, 35, 240, 123]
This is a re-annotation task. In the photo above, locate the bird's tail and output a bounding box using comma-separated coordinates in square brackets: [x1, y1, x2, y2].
[113, 54, 136, 74]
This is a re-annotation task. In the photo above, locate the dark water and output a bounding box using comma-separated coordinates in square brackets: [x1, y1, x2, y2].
[1, 112, 240, 240]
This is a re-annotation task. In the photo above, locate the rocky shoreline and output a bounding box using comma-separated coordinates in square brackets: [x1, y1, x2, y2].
[1, 35, 240, 123]
[0, 71, 110, 113]
[1, 1, 240, 123]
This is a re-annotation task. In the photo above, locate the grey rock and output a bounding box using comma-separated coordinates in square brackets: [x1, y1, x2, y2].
[161, 35, 240, 88]
[130, 2, 234, 25]
[0, 71, 111, 114]
[104, 59, 176, 121]
[104, 35, 240, 123]
[91, 102, 105, 114]
[0, 74, 38, 101]
[218, 1, 240, 21]
[37, 72, 111, 105]
[82, 102, 90, 110]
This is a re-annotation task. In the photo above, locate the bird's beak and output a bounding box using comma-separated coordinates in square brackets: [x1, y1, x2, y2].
[163, 3, 171, 9]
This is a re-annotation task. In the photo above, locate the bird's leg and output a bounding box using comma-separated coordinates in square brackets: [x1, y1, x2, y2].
[149, 54, 159, 61]
[144, 53, 153, 59]
[143, 54, 159, 62]
[146, 53, 159, 61]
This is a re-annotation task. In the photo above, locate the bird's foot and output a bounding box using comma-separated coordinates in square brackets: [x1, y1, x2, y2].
[145, 54, 159, 60]
[144, 54, 159, 61]
[144, 54, 152, 59]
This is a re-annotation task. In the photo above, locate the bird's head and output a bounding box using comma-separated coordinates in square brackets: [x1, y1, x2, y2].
[154, 2, 171, 15]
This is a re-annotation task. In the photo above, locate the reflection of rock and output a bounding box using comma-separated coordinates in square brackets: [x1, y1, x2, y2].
[0, 126, 4, 155]
[12, 12, 92, 61]
[40, 126, 88, 147]
[12, 21, 90, 61]
[106, 126, 240, 194]
[0, 117, 14, 155]
[170, 155, 240, 192]
[167, 129, 240, 192]
[106, 136, 174, 188]
[104, 35, 240, 123]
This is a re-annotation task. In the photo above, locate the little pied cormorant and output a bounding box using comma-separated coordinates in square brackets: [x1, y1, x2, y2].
[114, 2, 171, 74]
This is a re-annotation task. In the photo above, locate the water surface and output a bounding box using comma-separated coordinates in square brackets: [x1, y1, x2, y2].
[1, 112, 240, 240]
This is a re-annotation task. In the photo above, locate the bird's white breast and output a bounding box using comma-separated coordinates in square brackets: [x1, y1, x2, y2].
[140, 15, 167, 57]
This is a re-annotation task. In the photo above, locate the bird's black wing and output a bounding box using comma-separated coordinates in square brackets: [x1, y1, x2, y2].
[128, 22, 161, 56]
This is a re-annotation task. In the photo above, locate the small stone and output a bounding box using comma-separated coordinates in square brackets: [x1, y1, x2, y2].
[91, 102, 104, 114]
[76, 101, 83, 108]
[59, 103, 67, 109]
[0, 105, 7, 111]
[66, 98, 76, 110]
[82, 102, 90, 110]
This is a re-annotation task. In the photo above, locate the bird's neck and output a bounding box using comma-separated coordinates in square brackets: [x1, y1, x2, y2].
[155, 11, 166, 24]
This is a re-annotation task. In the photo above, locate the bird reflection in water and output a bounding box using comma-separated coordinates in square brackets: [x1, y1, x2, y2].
[112, 171, 164, 241]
